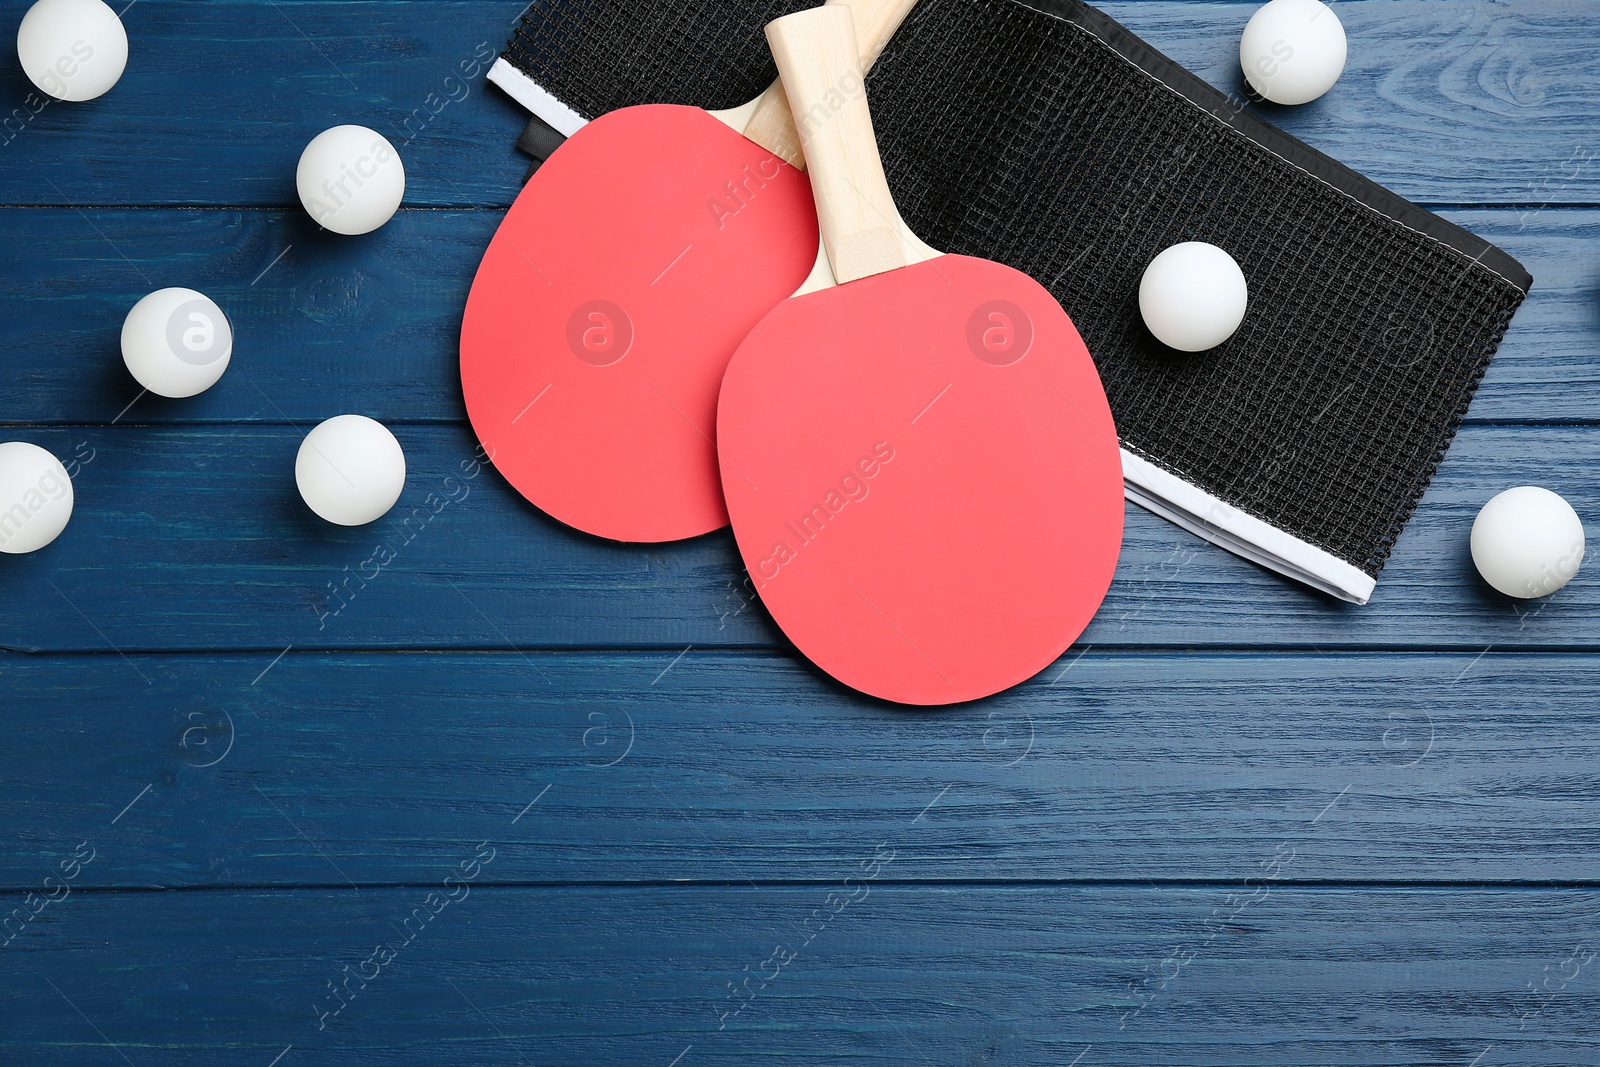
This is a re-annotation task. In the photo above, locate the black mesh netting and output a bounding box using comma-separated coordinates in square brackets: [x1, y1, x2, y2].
[501, 0, 1530, 583]
[503, 0, 815, 114]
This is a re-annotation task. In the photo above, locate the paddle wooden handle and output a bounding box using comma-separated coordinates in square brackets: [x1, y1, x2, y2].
[766, 5, 906, 282]
[743, 0, 918, 170]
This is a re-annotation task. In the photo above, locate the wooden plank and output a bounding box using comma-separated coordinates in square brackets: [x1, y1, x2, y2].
[1477, 208, 1600, 422]
[0, 0, 531, 207]
[3, 649, 1599, 887]
[0, 208, 494, 425]
[1, 2, 1597, 207]
[3, 882, 1598, 1064]
[0, 423, 1593, 652]
[0, 207, 1588, 425]
[1107, 0, 1600, 207]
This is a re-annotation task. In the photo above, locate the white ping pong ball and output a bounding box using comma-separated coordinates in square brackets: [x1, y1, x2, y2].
[1241, 0, 1347, 105]
[121, 287, 233, 398]
[0, 441, 74, 553]
[1138, 242, 1249, 352]
[16, 0, 127, 101]
[296, 415, 406, 526]
[296, 125, 406, 235]
[1471, 486, 1585, 599]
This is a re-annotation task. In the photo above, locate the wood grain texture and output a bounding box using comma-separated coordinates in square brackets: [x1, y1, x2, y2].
[3, 0, 1597, 1062]
[0, 207, 494, 425]
[2, 649, 1598, 888]
[1106, 0, 1600, 205]
[739, 0, 925, 169]
[769, 5, 909, 282]
[0, 0, 531, 207]
[0, 423, 1593, 652]
[0, 206, 1590, 425]
[4, 884, 1599, 1065]
[1, 1, 1597, 208]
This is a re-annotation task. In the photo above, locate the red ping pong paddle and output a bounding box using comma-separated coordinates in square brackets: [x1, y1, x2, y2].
[460, 0, 920, 543]
[716, 5, 1125, 705]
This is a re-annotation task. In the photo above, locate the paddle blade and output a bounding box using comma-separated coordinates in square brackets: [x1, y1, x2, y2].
[719, 256, 1124, 705]
[461, 104, 819, 542]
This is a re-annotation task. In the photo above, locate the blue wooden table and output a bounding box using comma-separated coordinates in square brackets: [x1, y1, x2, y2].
[4, 1, 1599, 1063]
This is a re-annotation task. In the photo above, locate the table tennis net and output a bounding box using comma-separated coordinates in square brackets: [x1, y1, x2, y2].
[492, 0, 1531, 604]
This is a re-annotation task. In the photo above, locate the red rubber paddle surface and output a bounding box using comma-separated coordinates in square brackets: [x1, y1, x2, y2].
[461, 105, 819, 542]
[718, 256, 1124, 705]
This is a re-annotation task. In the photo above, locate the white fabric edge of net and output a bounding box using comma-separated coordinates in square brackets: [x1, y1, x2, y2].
[488, 58, 590, 137]
[1122, 448, 1376, 605]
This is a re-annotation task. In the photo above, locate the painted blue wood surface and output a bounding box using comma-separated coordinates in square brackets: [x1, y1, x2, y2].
[6, 885, 1600, 1065]
[2, 0, 1598, 1063]
[0, 424, 1596, 651]
[2, 2, 1597, 206]
[1, 207, 1597, 425]
[3, 650, 1599, 885]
